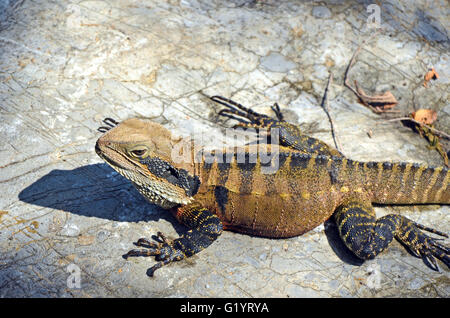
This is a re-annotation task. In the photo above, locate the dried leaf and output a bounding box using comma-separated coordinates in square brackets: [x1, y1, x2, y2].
[411, 109, 437, 125]
[354, 81, 398, 112]
[423, 68, 439, 87]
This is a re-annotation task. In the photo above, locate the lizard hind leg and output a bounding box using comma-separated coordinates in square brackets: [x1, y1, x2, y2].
[334, 202, 450, 271]
[211, 95, 342, 156]
[211, 95, 270, 122]
[211, 95, 277, 130]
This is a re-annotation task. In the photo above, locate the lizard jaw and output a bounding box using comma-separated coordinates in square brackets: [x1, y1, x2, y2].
[105, 161, 193, 209]
[107, 161, 192, 209]
[96, 140, 192, 209]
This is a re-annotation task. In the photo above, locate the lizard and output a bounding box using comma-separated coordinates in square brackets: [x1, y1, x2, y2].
[95, 96, 449, 277]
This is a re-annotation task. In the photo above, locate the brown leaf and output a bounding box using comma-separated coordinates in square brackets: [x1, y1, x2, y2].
[354, 81, 398, 111]
[411, 109, 437, 125]
[423, 68, 439, 87]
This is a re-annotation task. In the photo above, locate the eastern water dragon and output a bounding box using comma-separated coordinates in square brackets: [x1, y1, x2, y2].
[95, 96, 449, 276]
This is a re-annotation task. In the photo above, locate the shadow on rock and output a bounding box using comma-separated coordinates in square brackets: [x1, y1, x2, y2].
[324, 218, 365, 267]
[18, 163, 171, 224]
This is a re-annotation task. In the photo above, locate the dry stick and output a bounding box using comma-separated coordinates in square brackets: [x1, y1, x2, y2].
[321, 73, 343, 154]
[343, 45, 362, 95]
[377, 117, 450, 140]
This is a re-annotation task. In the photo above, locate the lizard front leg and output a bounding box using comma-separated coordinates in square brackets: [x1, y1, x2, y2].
[124, 204, 223, 276]
[334, 201, 449, 270]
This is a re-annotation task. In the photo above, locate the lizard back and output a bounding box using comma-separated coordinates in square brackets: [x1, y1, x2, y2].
[193, 146, 343, 238]
[193, 145, 449, 238]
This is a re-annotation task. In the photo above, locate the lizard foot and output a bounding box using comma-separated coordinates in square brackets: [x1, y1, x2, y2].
[211, 95, 343, 157]
[123, 232, 186, 277]
[211, 95, 280, 129]
[396, 218, 449, 271]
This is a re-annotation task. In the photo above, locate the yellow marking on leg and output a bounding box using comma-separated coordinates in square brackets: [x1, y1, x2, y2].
[340, 186, 349, 193]
[279, 192, 291, 199]
[353, 187, 363, 193]
[330, 184, 337, 194]
[342, 224, 353, 241]
[301, 191, 310, 200]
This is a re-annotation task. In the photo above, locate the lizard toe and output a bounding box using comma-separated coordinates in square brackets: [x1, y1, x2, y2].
[147, 245, 186, 276]
[123, 234, 187, 276]
[396, 220, 450, 271]
[122, 247, 161, 259]
[123, 234, 167, 259]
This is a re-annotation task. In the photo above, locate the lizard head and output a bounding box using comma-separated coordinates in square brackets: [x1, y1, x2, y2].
[95, 118, 199, 209]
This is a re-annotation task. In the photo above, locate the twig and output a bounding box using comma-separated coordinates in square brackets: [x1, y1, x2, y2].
[321, 73, 343, 154]
[377, 117, 450, 140]
[343, 35, 376, 97]
[344, 45, 381, 113]
[344, 45, 362, 95]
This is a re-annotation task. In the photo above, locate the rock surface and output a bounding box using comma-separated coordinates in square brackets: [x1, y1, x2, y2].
[0, 0, 449, 297]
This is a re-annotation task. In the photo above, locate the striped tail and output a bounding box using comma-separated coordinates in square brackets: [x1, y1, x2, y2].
[367, 162, 449, 205]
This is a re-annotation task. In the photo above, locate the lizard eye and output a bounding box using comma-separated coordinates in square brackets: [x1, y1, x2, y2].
[129, 146, 148, 158]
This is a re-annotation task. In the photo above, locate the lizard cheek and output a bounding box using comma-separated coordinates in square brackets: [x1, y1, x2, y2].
[141, 157, 181, 185]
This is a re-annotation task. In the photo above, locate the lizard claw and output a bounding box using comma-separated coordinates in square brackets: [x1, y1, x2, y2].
[134, 232, 168, 246]
[123, 233, 186, 277]
[397, 219, 450, 271]
[212, 96, 273, 125]
[271, 102, 284, 121]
